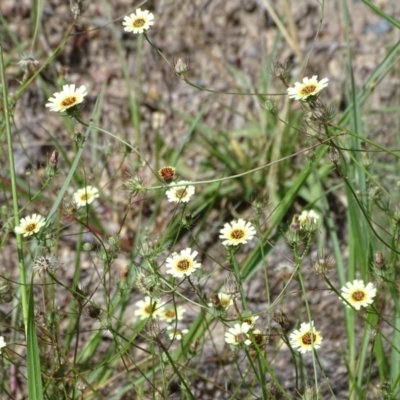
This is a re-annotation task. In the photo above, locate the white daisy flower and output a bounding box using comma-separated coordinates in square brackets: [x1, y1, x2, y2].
[340, 279, 377, 310]
[219, 219, 256, 246]
[225, 323, 252, 346]
[122, 9, 155, 34]
[287, 76, 329, 100]
[45, 84, 87, 112]
[15, 214, 46, 237]
[0, 336, 6, 354]
[134, 296, 160, 320]
[159, 305, 186, 323]
[165, 181, 195, 203]
[167, 326, 189, 341]
[165, 248, 201, 278]
[73, 186, 99, 208]
[289, 321, 323, 354]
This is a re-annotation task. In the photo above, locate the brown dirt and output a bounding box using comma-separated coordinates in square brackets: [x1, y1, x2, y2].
[1, 0, 400, 398]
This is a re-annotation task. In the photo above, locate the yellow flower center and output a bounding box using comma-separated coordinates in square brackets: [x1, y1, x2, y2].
[165, 309, 176, 319]
[302, 332, 317, 345]
[236, 333, 248, 344]
[80, 194, 89, 201]
[300, 84, 317, 95]
[61, 96, 77, 108]
[352, 290, 365, 302]
[175, 188, 188, 199]
[26, 223, 37, 232]
[134, 18, 145, 28]
[176, 258, 190, 271]
[230, 229, 245, 240]
[144, 305, 154, 314]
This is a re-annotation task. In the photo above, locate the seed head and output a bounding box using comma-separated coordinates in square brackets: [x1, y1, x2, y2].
[18, 55, 40, 81]
[0, 285, 13, 304]
[49, 150, 59, 167]
[33, 254, 61, 275]
[328, 147, 340, 164]
[86, 303, 102, 319]
[124, 175, 146, 197]
[139, 238, 163, 260]
[189, 339, 199, 355]
[210, 293, 221, 308]
[271, 59, 291, 84]
[174, 57, 190, 79]
[313, 255, 335, 277]
[82, 242, 93, 252]
[224, 273, 239, 295]
[273, 309, 288, 329]
[374, 251, 385, 268]
[146, 318, 161, 338]
[120, 268, 129, 280]
[290, 214, 301, 231]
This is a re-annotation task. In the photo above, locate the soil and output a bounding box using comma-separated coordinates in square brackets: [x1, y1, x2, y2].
[1, 0, 400, 399]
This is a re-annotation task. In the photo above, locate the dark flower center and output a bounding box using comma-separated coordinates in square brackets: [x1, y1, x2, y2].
[134, 18, 145, 27]
[144, 303, 156, 315]
[302, 332, 317, 345]
[26, 223, 37, 232]
[231, 229, 245, 240]
[352, 290, 365, 302]
[177, 259, 190, 271]
[236, 333, 248, 343]
[165, 309, 176, 318]
[61, 96, 77, 107]
[301, 85, 316, 95]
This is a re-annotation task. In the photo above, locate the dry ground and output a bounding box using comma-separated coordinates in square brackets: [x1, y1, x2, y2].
[1, 0, 400, 398]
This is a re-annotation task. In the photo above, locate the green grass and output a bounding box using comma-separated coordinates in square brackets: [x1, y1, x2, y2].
[1, 1, 400, 399]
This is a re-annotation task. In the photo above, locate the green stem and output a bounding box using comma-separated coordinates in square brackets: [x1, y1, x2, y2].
[229, 248, 248, 312]
[0, 45, 29, 334]
[296, 258, 319, 392]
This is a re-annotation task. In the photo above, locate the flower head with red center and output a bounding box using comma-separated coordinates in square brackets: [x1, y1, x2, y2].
[15, 214, 46, 237]
[46, 84, 87, 113]
[166, 181, 195, 203]
[289, 321, 323, 354]
[122, 9, 154, 34]
[287, 76, 329, 101]
[225, 323, 252, 347]
[340, 279, 377, 310]
[165, 248, 201, 278]
[219, 219, 256, 246]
